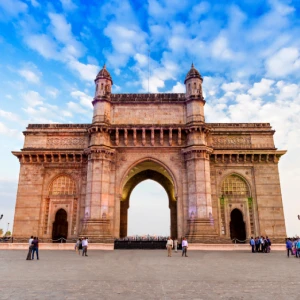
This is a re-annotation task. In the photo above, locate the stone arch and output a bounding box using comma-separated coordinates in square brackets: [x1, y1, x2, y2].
[120, 157, 178, 198]
[52, 208, 68, 241]
[118, 158, 178, 239]
[230, 208, 246, 242]
[219, 173, 256, 238]
[48, 174, 77, 196]
[220, 172, 251, 198]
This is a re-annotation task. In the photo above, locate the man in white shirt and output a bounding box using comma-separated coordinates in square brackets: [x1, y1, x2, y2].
[26, 235, 34, 260]
[182, 237, 188, 257]
[82, 237, 88, 257]
[166, 237, 173, 257]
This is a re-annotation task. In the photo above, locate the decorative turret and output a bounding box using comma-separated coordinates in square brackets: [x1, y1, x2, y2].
[94, 64, 113, 98]
[184, 63, 203, 99]
[92, 64, 113, 124]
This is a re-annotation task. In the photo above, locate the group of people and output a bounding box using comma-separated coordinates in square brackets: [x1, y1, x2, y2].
[74, 237, 89, 256]
[26, 236, 39, 260]
[166, 237, 188, 257]
[249, 236, 272, 253]
[285, 238, 300, 257]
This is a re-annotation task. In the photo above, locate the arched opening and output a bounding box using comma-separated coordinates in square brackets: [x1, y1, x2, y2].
[52, 209, 68, 242]
[120, 160, 177, 239]
[230, 209, 246, 242]
[127, 180, 170, 236]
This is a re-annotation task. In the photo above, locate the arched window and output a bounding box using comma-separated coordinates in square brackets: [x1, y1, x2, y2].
[221, 175, 249, 197]
[49, 176, 76, 196]
[101, 83, 104, 90]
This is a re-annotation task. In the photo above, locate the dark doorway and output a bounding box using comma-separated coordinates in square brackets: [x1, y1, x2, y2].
[230, 209, 246, 242]
[52, 209, 68, 242]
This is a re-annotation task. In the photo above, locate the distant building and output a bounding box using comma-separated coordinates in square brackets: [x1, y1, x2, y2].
[12, 64, 287, 242]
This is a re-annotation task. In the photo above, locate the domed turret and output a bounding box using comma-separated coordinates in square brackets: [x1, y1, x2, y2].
[94, 64, 113, 98]
[184, 63, 202, 84]
[184, 63, 203, 98]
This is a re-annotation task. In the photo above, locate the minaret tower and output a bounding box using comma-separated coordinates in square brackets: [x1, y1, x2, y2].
[81, 64, 115, 241]
[184, 63, 205, 123]
[183, 64, 216, 241]
[92, 64, 113, 124]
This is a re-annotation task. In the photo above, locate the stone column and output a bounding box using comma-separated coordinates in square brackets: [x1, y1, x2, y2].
[182, 146, 217, 241]
[81, 147, 115, 241]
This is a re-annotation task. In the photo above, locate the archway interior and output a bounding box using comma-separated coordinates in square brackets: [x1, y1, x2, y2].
[127, 180, 170, 236]
[230, 209, 246, 242]
[120, 161, 177, 238]
[52, 209, 68, 241]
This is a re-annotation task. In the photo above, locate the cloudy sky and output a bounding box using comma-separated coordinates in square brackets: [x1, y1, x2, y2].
[0, 0, 299, 236]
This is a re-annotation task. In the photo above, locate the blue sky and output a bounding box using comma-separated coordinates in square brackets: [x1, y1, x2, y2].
[0, 0, 300, 236]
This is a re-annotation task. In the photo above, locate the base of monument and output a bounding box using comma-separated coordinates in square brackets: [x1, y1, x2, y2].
[80, 218, 114, 242]
[186, 218, 218, 242]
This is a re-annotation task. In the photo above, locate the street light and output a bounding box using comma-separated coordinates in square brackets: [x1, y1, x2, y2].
[298, 215, 300, 220]
[0, 214, 3, 220]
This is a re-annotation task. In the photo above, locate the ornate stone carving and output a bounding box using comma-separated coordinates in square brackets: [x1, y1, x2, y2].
[212, 136, 251, 147]
[47, 137, 86, 148]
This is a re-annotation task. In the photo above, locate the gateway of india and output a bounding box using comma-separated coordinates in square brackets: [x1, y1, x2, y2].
[12, 64, 287, 242]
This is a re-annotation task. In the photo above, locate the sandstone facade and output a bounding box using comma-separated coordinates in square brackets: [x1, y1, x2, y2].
[12, 65, 287, 242]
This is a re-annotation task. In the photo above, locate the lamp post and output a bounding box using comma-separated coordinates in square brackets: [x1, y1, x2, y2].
[0, 214, 3, 220]
[298, 215, 300, 220]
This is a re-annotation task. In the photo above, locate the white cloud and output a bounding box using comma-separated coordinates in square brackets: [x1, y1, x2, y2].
[0, 122, 22, 139]
[25, 34, 58, 60]
[169, 82, 185, 93]
[0, 110, 20, 122]
[0, 0, 27, 17]
[25, 0, 39, 7]
[211, 36, 234, 60]
[266, 47, 300, 77]
[221, 82, 246, 92]
[70, 91, 93, 109]
[18, 67, 41, 84]
[248, 78, 274, 97]
[46, 87, 59, 98]
[60, 0, 77, 11]
[68, 60, 98, 81]
[22, 90, 44, 106]
[67, 101, 89, 114]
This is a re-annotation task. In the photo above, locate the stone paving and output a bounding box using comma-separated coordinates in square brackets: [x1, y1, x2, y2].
[0, 249, 298, 300]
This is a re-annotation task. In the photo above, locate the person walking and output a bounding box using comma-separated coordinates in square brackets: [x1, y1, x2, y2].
[77, 238, 83, 255]
[173, 238, 178, 253]
[166, 237, 173, 257]
[31, 237, 39, 260]
[286, 238, 293, 257]
[26, 235, 34, 260]
[182, 237, 188, 257]
[250, 236, 255, 253]
[82, 237, 88, 256]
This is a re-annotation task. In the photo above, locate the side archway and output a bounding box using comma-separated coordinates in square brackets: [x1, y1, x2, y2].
[219, 173, 255, 239]
[52, 209, 68, 241]
[230, 209, 246, 242]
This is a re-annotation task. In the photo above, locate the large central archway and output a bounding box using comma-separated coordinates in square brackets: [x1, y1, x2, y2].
[119, 160, 177, 238]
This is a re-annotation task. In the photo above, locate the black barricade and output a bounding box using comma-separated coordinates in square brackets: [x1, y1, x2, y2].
[114, 240, 182, 250]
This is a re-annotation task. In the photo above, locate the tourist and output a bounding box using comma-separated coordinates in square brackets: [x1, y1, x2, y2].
[173, 237, 178, 253]
[77, 238, 83, 255]
[26, 235, 34, 260]
[166, 237, 173, 257]
[265, 236, 271, 253]
[286, 238, 293, 257]
[255, 237, 260, 252]
[260, 236, 265, 253]
[296, 238, 300, 258]
[82, 237, 88, 256]
[249, 236, 255, 253]
[182, 237, 188, 257]
[31, 237, 39, 260]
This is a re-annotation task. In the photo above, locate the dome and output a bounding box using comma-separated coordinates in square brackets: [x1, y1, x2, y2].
[95, 64, 113, 84]
[184, 63, 202, 83]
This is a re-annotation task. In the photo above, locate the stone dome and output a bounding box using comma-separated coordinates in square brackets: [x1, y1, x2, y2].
[95, 64, 113, 84]
[184, 63, 202, 83]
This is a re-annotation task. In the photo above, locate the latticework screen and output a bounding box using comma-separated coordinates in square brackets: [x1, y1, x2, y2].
[49, 176, 76, 196]
[221, 175, 249, 196]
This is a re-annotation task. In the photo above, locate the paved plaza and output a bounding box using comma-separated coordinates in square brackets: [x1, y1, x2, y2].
[0, 249, 297, 300]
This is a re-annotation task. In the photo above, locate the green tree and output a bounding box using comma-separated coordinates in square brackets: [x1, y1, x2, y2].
[4, 231, 11, 236]
[0, 229, 3, 236]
